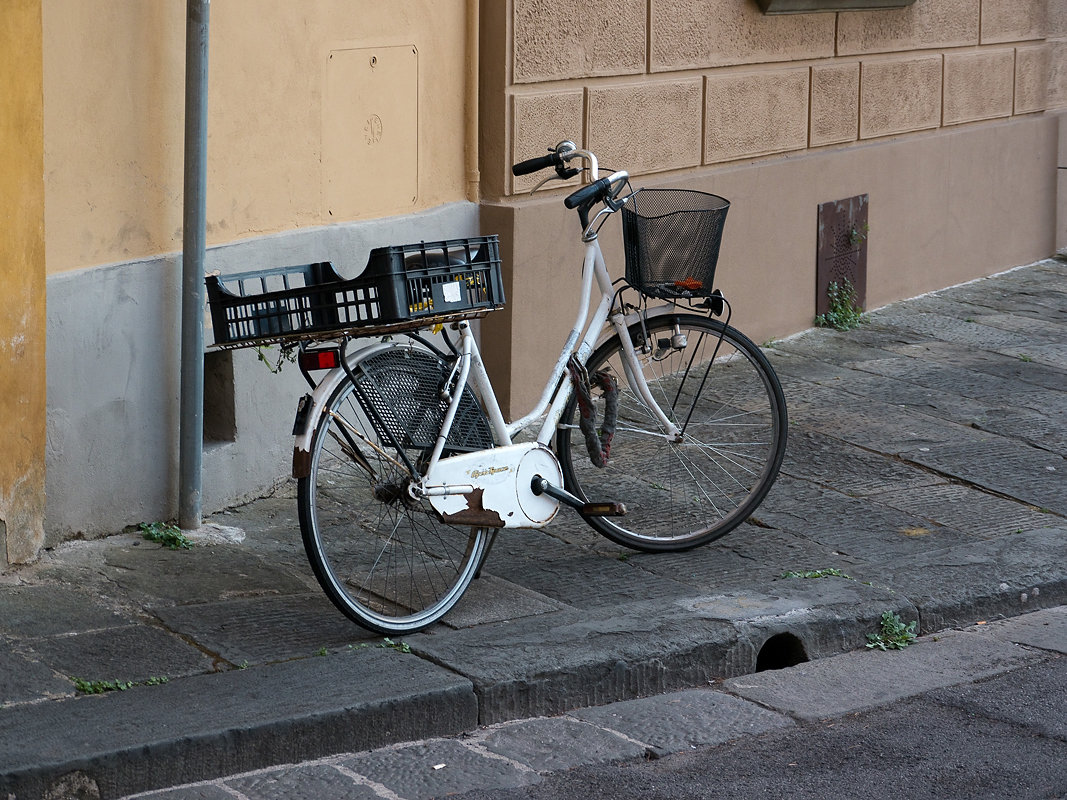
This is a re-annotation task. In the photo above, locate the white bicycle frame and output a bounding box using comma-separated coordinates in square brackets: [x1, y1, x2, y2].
[293, 149, 683, 527]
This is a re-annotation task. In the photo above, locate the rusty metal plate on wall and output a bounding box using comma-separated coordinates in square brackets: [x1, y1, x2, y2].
[816, 194, 868, 318]
[757, 0, 916, 12]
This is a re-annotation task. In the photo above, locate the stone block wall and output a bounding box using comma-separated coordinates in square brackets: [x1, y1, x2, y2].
[493, 0, 1058, 198]
[480, 0, 1063, 417]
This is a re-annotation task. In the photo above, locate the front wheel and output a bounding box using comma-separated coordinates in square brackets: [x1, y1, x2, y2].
[558, 314, 787, 552]
[297, 345, 493, 634]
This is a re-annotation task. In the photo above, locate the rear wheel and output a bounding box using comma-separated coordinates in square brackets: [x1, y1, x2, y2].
[558, 314, 787, 551]
[297, 346, 493, 634]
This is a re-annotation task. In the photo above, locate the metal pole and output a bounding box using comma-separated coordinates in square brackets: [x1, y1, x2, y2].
[179, 0, 210, 530]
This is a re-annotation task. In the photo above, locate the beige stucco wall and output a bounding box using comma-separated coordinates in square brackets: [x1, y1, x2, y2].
[481, 0, 1063, 416]
[501, 0, 1052, 191]
[1, 0, 47, 565]
[43, 0, 473, 274]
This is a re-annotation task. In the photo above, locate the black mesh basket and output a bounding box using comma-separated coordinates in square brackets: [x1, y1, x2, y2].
[621, 189, 730, 300]
[352, 348, 494, 454]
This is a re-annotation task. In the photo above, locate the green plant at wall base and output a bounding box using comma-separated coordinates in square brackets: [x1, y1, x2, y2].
[139, 521, 193, 550]
[814, 279, 867, 331]
[866, 611, 917, 651]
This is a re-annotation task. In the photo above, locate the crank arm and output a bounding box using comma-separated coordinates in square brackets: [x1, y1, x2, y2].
[530, 475, 627, 517]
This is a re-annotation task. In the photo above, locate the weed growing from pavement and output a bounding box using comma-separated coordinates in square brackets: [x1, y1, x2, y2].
[815, 279, 867, 331]
[72, 676, 169, 694]
[380, 637, 412, 654]
[139, 521, 193, 550]
[781, 568, 853, 580]
[780, 567, 874, 588]
[866, 611, 917, 651]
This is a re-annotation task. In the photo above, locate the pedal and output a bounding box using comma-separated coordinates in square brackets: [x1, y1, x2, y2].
[530, 475, 627, 517]
[578, 501, 627, 517]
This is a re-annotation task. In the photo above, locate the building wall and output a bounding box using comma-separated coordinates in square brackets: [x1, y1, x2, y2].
[41, 1, 478, 542]
[1052, 0, 1067, 250]
[43, 0, 474, 275]
[0, 1, 47, 566]
[479, 0, 1063, 416]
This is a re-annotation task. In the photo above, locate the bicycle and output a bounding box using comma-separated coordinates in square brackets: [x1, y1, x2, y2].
[206, 141, 787, 635]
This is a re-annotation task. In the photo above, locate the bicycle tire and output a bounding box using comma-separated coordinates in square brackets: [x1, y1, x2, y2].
[558, 313, 787, 552]
[297, 345, 493, 634]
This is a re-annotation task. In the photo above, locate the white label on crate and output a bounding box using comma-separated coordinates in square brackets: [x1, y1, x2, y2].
[443, 280, 462, 304]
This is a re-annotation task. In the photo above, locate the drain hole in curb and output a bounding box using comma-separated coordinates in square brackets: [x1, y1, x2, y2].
[756, 633, 809, 672]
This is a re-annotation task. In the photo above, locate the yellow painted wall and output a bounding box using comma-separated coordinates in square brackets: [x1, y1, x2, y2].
[1, 0, 47, 565]
[42, 0, 472, 274]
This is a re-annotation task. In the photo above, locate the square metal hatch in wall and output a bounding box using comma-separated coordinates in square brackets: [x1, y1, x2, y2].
[816, 194, 868, 318]
[323, 45, 418, 220]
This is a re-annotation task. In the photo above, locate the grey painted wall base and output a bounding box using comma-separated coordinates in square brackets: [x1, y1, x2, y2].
[45, 203, 479, 542]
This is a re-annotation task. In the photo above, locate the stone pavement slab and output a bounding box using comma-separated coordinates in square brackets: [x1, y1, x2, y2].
[226, 764, 383, 800]
[22, 624, 215, 684]
[864, 526, 1067, 632]
[679, 577, 914, 663]
[409, 602, 740, 725]
[440, 574, 569, 629]
[867, 481, 1054, 538]
[987, 604, 1067, 654]
[721, 629, 1040, 722]
[0, 642, 72, 704]
[0, 584, 131, 637]
[570, 688, 792, 758]
[339, 739, 540, 800]
[150, 593, 377, 666]
[479, 717, 647, 772]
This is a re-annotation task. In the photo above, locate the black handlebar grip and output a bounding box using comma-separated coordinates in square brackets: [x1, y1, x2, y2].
[512, 152, 561, 176]
[564, 177, 611, 209]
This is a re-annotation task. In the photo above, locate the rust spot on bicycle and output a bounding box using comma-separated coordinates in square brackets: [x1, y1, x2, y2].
[293, 448, 311, 479]
[439, 488, 506, 528]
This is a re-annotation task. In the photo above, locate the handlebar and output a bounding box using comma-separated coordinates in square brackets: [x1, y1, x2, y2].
[564, 173, 628, 210]
[512, 151, 563, 176]
[512, 143, 628, 216]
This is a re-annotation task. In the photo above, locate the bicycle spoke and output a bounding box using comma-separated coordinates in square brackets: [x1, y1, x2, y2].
[298, 346, 492, 634]
[560, 315, 786, 551]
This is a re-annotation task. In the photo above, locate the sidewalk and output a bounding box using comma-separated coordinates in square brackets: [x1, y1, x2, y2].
[3, 258, 1065, 799]
[124, 607, 1067, 799]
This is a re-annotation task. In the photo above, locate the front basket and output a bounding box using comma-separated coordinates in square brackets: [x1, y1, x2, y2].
[621, 189, 730, 300]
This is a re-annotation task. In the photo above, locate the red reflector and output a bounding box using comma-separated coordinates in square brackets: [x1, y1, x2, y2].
[299, 349, 340, 371]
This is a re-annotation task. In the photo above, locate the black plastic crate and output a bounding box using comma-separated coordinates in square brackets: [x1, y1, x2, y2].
[206, 236, 503, 348]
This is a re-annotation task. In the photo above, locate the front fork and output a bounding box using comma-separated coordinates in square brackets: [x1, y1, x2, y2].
[608, 310, 684, 443]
